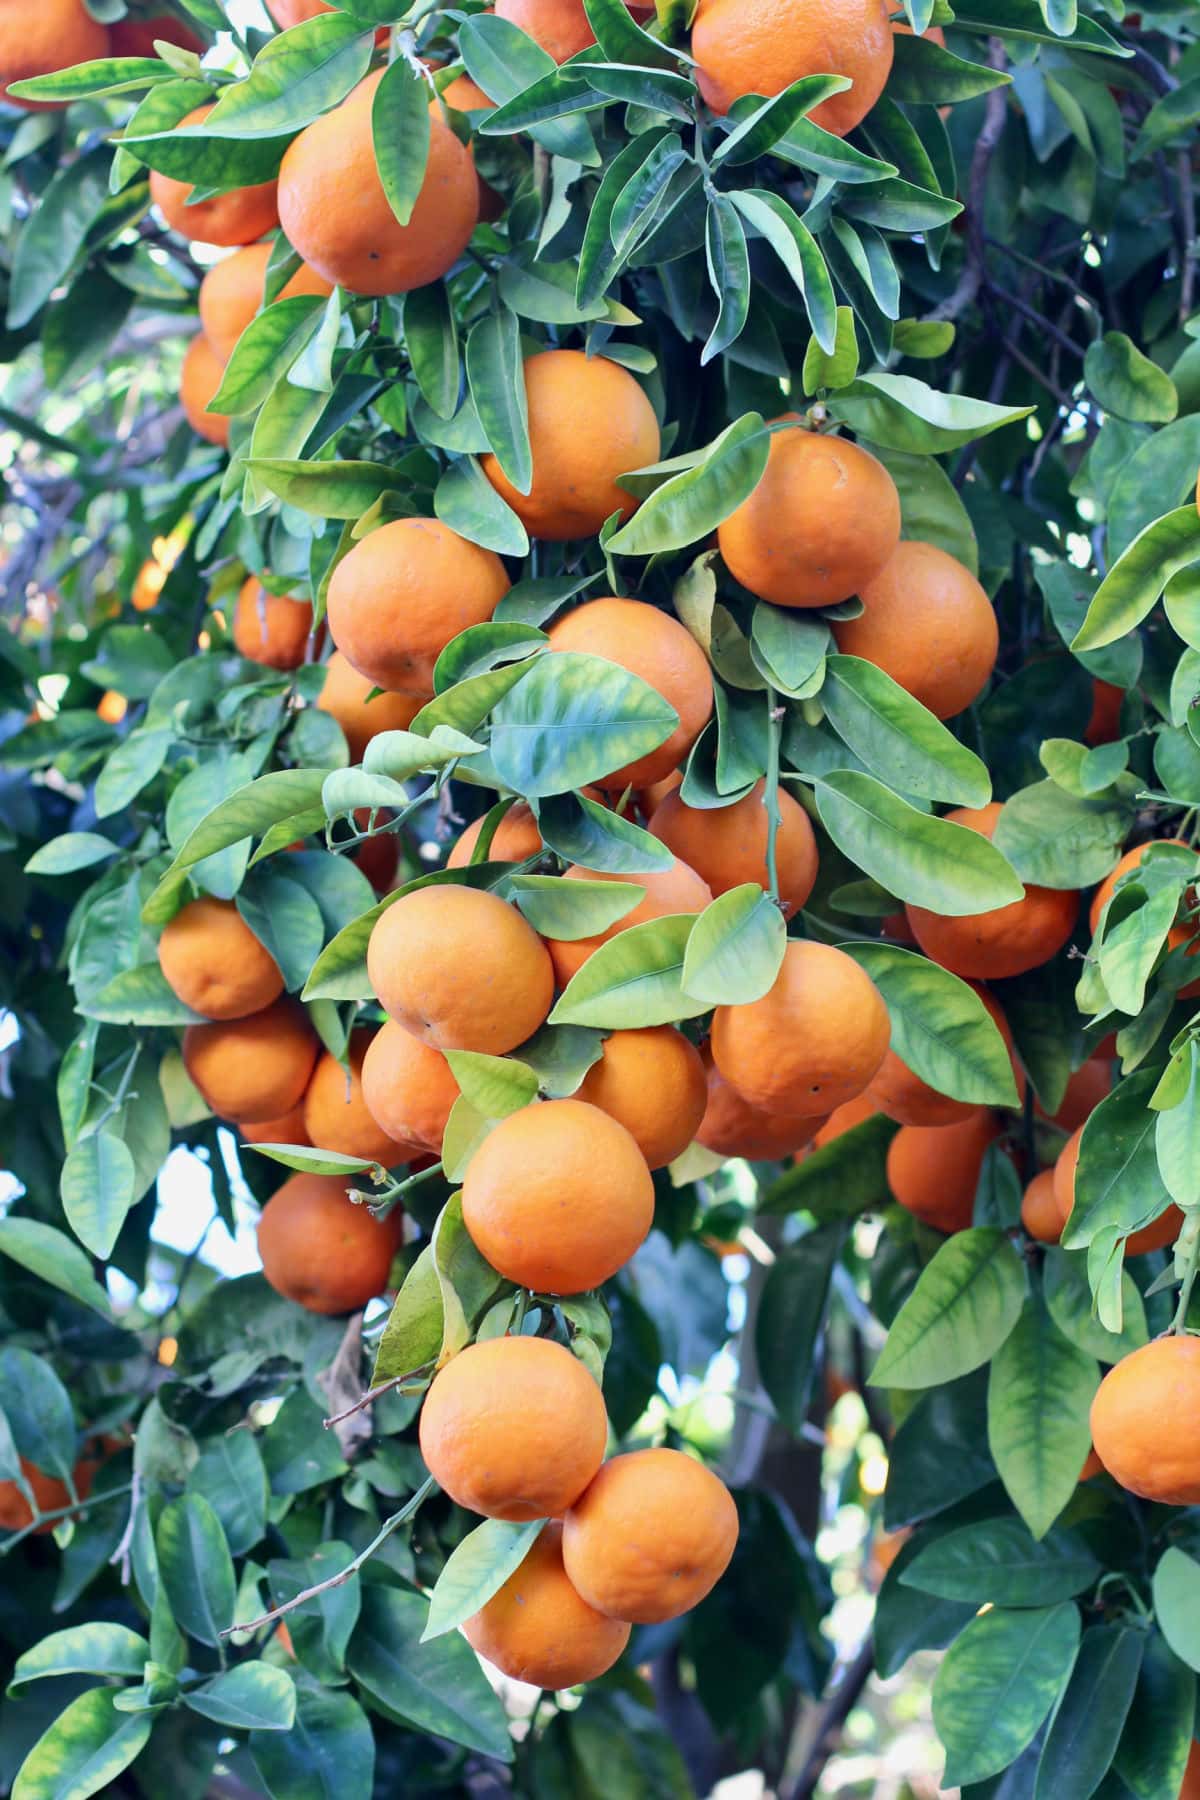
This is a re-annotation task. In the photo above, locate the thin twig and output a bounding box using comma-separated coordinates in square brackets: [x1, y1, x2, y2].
[929, 40, 1009, 323]
[0, 1478, 135, 1558]
[764, 692, 783, 902]
[784, 1638, 877, 1799]
[322, 1363, 434, 1429]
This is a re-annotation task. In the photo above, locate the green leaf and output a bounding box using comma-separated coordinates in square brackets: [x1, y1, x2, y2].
[680, 885, 786, 1006]
[1042, 1247, 1147, 1361]
[811, 773, 1024, 915]
[94, 728, 172, 818]
[8, 147, 109, 330]
[550, 914, 704, 1029]
[828, 373, 1033, 453]
[442, 1052, 537, 1118]
[8, 55, 177, 102]
[490, 652, 677, 799]
[156, 1494, 236, 1648]
[247, 1144, 383, 1176]
[987, 1298, 1099, 1539]
[211, 296, 325, 416]
[251, 1686, 375, 1800]
[1152, 1549, 1200, 1674]
[1099, 882, 1180, 1016]
[403, 283, 459, 420]
[1062, 1070, 1167, 1250]
[606, 413, 770, 556]
[822, 655, 991, 807]
[161, 769, 328, 879]
[756, 1224, 845, 1433]
[1156, 1040, 1200, 1209]
[870, 1229, 1027, 1390]
[459, 11, 597, 163]
[536, 790, 675, 874]
[60, 1129, 137, 1260]
[372, 1245, 443, 1384]
[1072, 507, 1200, 653]
[26, 832, 121, 876]
[1034, 1625, 1143, 1800]
[509, 875, 645, 940]
[932, 1604, 1080, 1789]
[874, 1532, 976, 1681]
[422, 1518, 544, 1642]
[245, 458, 410, 519]
[583, 0, 678, 67]
[888, 29, 1015, 101]
[203, 13, 372, 137]
[266, 1541, 360, 1685]
[1112, 1634, 1196, 1800]
[11, 1689, 154, 1800]
[701, 195, 750, 366]
[1085, 331, 1178, 425]
[991, 779, 1134, 889]
[9, 1624, 150, 1694]
[802, 304, 858, 393]
[430, 1193, 507, 1358]
[186, 1662, 296, 1731]
[466, 311, 532, 495]
[892, 319, 955, 359]
[749, 607, 829, 696]
[0, 1219, 113, 1319]
[262, 1387, 349, 1496]
[759, 1113, 897, 1219]
[372, 55, 430, 227]
[902, 1519, 1100, 1606]
[729, 190, 837, 354]
[188, 1430, 268, 1559]
[87, 963, 205, 1026]
[844, 943, 1019, 1107]
[348, 1585, 513, 1761]
[434, 456, 530, 556]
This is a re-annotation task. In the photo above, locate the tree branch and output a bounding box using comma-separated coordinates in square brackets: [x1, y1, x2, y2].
[930, 40, 1009, 323]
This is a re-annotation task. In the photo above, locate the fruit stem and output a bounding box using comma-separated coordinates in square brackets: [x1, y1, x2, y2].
[765, 686, 783, 901]
[0, 1480, 135, 1557]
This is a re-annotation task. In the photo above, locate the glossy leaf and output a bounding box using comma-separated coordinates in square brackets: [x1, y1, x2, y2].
[347, 1585, 513, 1761]
[986, 1298, 1099, 1538]
[932, 1604, 1080, 1789]
[372, 56, 430, 228]
[422, 1518, 543, 1642]
[870, 1229, 1027, 1390]
[11, 1689, 154, 1800]
[490, 652, 676, 798]
[901, 1518, 1101, 1605]
[822, 655, 991, 807]
[550, 914, 705, 1028]
[1033, 1625, 1142, 1800]
[185, 1662, 296, 1730]
[1073, 507, 1200, 653]
[845, 943, 1019, 1106]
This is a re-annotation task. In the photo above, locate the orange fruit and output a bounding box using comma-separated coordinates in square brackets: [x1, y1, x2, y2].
[96, 689, 127, 725]
[1079, 1446, 1105, 1482]
[0, 0, 109, 108]
[464, 1521, 630, 1688]
[0, 1457, 94, 1533]
[277, 72, 478, 295]
[232, 577, 314, 671]
[696, 1052, 826, 1160]
[1085, 678, 1124, 747]
[326, 517, 509, 698]
[462, 1097, 654, 1291]
[316, 651, 423, 762]
[198, 243, 332, 363]
[1020, 1168, 1061, 1244]
[1037, 1053, 1112, 1132]
[562, 1448, 738, 1623]
[256, 1172, 404, 1314]
[1090, 1336, 1200, 1504]
[132, 557, 167, 612]
[1053, 1125, 1182, 1256]
[865, 984, 1016, 1128]
[546, 598, 713, 789]
[832, 541, 999, 721]
[367, 885, 554, 1054]
[1181, 1740, 1200, 1800]
[813, 1091, 879, 1146]
[158, 896, 284, 1021]
[905, 804, 1079, 980]
[184, 997, 319, 1123]
[419, 1336, 608, 1520]
[494, 0, 627, 60]
[575, 1026, 707, 1170]
[637, 769, 683, 815]
[717, 423, 901, 609]
[648, 780, 818, 917]
[886, 1109, 999, 1234]
[110, 16, 203, 55]
[711, 940, 890, 1117]
[265, 0, 391, 35]
[447, 801, 543, 869]
[240, 1104, 310, 1147]
[544, 859, 712, 987]
[692, 0, 893, 135]
[303, 1029, 413, 1165]
[180, 335, 229, 448]
[480, 351, 661, 541]
[352, 814, 400, 893]
[360, 1018, 461, 1155]
[150, 107, 280, 246]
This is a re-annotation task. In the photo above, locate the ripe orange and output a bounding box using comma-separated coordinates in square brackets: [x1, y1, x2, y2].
[544, 859, 713, 987]
[1085, 678, 1124, 746]
[316, 651, 423, 762]
[150, 108, 280, 246]
[865, 985, 1017, 1128]
[495, 0, 605, 60]
[0, 0, 109, 108]
[576, 1026, 707, 1169]
[352, 814, 400, 893]
[109, 15, 203, 54]
[232, 578, 314, 671]
[1181, 1740, 1200, 1800]
[367, 885, 555, 1054]
[158, 896, 284, 1021]
[326, 518, 509, 698]
[464, 1521, 631, 1688]
[1090, 1336, 1200, 1504]
[180, 335, 229, 448]
[637, 769, 683, 814]
[717, 423, 901, 609]
[886, 1109, 999, 1234]
[447, 801, 543, 869]
[277, 72, 478, 295]
[240, 1104, 309, 1147]
[303, 1030, 413, 1165]
[832, 541, 999, 721]
[419, 1336, 608, 1519]
[184, 997, 319, 1123]
[648, 780, 818, 917]
[1037, 1052, 1112, 1132]
[711, 940, 890, 1117]
[360, 1018, 461, 1155]
[198, 243, 332, 363]
[696, 1052, 826, 1160]
[480, 351, 661, 541]
[905, 804, 1079, 980]
[546, 598, 713, 789]
[0, 1457, 94, 1533]
[256, 1172, 403, 1314]
[264, 0, 390, 36]
[1053, 1125, 1182, 1256]
[462, 1098, 654, 1291]
[813, 1091, 879, 1146]
[132, 557, 167, 612]
[96, 689, 127, 725]
[692, 0, 894, 136]
[563, 1448, 739, 1623]
[1020, 1168, 1061, 1244]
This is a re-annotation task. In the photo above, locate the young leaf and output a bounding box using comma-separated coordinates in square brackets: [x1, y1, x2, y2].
[422, 1518, 543, 1642]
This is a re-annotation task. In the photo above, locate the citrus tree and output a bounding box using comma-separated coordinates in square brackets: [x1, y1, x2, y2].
[4, 0, 1200, 1795]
